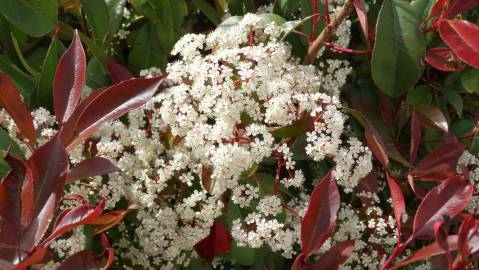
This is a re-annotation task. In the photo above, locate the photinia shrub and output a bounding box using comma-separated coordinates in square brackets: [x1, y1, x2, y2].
[0, 0, 478, 269]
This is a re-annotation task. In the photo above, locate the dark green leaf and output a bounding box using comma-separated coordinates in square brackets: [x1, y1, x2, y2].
[128, 23, 167, 74]
[86, 58, 110, 89]
[32, 37, 66, 110]
[192, 0, 220, 25]
[443, 88, 463, 116]
[0, 128, 24, 158]
[106, 0, 127, 34]
[461, 67, 479, 94]
[81, 0, 110, 44]
[406, 85, 433, 105]
[372, 0, 426, 97]
[0, 0, 57, 37]
[0, 55, 35, 102]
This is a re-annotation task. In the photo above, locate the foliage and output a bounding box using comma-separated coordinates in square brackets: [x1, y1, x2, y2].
[0, 0, 478, 270]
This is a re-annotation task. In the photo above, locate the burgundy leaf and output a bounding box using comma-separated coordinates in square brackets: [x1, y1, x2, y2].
[25, 135, 69, 246]
[412, 137, 466, 181]
[66, 76, 166, 150]
[194, 221, 233, 262]
[57, 234, 113, 270]
[437, 19, 479, 69]
[390, 235, 459, 269]
[10, 247, 47, 270]
[413, 176, 473, 238]
[54, 30, 86, 125]
[291, 253, 306, 270]
[457, 214, 477, 259]
[106, 59, 133, 84]
[425, 47, 464, 72]
[434, 220, 452, 267]
[41, 199, 105, 246]
[410, 109, 421, 165]
[365, 127, 389, 168]
[304, 240, 355, 270]
[387, 176, 405, 235]
[301, 169, 340, 257]
[0, 73, 36, 145]
[0, 154, 34, 263]
[66, 157, 120, 184]
[352, 0, 369, 48]
[415, 104, 448, 133]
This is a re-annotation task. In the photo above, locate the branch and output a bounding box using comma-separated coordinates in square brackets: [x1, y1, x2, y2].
[303, 0, 355, 65]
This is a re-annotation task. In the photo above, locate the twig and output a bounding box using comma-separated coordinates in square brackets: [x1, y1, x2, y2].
[303, 0, 355, 65]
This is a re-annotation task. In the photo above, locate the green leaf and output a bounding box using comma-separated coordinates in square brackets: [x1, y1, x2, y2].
[0, 55, 35, 102]
[128, 23, 167, 74]
[372, 0, 426, 97]
[0, 0, 57, 37]
[406, 85, 433, 105]
[231, 242, 255, 265]
[81, 0, 110, 44]
[10, 33, 40, 77]
[86, 57, 110, 89]
[0, 128, 24, 158]
[461, 67, 479, 94]
[106, 0, 127, 34]
[192, 0, 220, 25]
[32, 37, 66, 110]
[443, 88, 463, 116]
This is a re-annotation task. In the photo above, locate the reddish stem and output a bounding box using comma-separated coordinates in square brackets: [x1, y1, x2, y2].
[282, 204, 302, 219]
[324, 0, 330, 23]
[312, 0, 319, 41]
[325, 42, 371, 55]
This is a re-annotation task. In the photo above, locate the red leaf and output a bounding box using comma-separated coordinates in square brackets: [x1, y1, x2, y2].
[66, 157, 120, 184]
[57, 234, 113, 270]
[25, 135, 69, 246]
[66, 76, 166, 150]
[410, 109, 421, 165]
[0, 154, 35, 263]
[415, 104, 448, 133]
[301, 169, 340, 257]
[448, 0, 479, 17]
[41, 199, 105, 246]
[194, 221, 233, 262]
[352, 0, 369, 48]
[54, 30, 86, 125]
[425, 47, 464, 72]
[412, 137, 466, 181]
[457, 214, 477, 259]
[365, 127, 389, 168]
[0, 73, 36, 145]
[387, 176, 405, 235]
[304, 240, 355, 270]
[391, 235, 459, 269]
[10, 247, 47, 270]
[438, 19, 479, 69]
[413, 176, 473, 238]
[434, 220, 452, 267]
[106, 59, 133, 84]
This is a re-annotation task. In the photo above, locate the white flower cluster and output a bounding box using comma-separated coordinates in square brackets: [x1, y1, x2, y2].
[0, 11, 371, 269]
[457, 150, 479, 211]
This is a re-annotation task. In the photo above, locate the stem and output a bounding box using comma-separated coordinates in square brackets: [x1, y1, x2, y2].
[304, 0, 355, 65]
[380, 237, 414, 270]
[325, 42, 370, 55]
[312, 0, 319, 41]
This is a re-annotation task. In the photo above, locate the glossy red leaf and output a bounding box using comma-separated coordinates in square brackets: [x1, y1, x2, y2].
[194, 221, 233, 262]
[10, 247, 47, 270]
[25, 135, 69, 246]
[352, 0, 369, 48]
[106, 59, 133, 84]
[448, 0, 479, 17]
[304, 240, 355, 270]
[413, 176, 473, 238]
[457, 214, 477, 259]
[415, 104, 448, 133]
[434, 220, 452, 267]
[0, 154, 35, 263]
[67, 76, 166, 150]
[0, 73, 36, 145]
[41, 199, 105, 246]
[410, 109, 421, 166]
[425, 47, 464, 72]
[301, 169, 340, 257]
[412, 138, 466, 181]
[391, 235, 459, 269]
[54, 30, 86, 125]
[438, 19, 479, 69]
[291, 253, 306, 270]
[387, 176, 405, 235]
[365, 127, 389, 168]
[66, 157, 120, 184]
